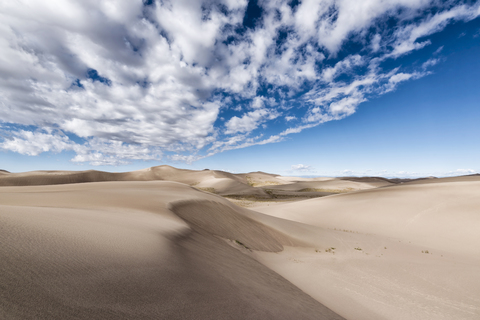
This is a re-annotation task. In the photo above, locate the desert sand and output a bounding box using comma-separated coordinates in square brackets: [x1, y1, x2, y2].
[1, 166, 479, 319]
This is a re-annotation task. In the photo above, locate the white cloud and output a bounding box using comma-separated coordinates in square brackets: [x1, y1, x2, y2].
[291, 164, 315, 172]
[0, 130, 73, 156]
[285, 116, 297, 122]
[446, 169, 478, 176]
[0, 129, 162, 166]
[225, 107, 280, 134]
[433, 46, 444, 55]
[422, 58, 440, 69]
[0, 0, 478, 164]
[371, 34, 382, 52]
[388, 4, 480, 58]
[321, 54, 364, 82]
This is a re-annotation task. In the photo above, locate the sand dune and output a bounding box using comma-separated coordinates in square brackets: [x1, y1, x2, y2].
[0, 166, 270, 197]
[398, 173, 480, 185]
[254, 178, 480, 319]
[0, 181, 342, 319]
[2, 167, 479, 320]
[255, 179, 480, 256]
[260, 178, 391, 192]
[0, 166, 266, 197]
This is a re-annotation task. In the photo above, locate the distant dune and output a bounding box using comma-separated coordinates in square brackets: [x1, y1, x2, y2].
[340, 176, 420, 184]
[1, 166, 479, 319]
[255, 177, 480, 319]
[0, 165, 267, 197]
[0, 165, 378, 198]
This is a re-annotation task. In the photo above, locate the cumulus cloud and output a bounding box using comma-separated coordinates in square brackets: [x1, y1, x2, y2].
[225, 107, 280, 134]
[0, 0, 478, 165]
[0, 128, 162, 165]
[0, 130, 73, 156]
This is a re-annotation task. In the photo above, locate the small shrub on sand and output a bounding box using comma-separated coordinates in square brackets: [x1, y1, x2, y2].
[235, 240, 249, 250]
[245, 176, 255, 187]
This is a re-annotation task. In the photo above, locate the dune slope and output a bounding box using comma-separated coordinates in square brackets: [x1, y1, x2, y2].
[0, 181, 343, 320]
[254, 179, 480, 320]
[256, 179, 480, 256]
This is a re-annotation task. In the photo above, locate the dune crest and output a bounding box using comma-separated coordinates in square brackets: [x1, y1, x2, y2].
[169, 199, 298, 252]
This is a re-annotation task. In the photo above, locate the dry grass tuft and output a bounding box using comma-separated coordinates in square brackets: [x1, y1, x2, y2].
[298, 187, 355, 193]
[245, 175, 282, 187]
[196, 187, 217, 194]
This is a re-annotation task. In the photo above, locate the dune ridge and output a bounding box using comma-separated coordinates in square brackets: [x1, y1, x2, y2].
[0, 165, 387, 199]
[169, 199, 300, 252]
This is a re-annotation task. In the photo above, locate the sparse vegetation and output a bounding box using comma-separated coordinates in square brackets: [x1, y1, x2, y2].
[325, 247, 335, 253]
[245, 176, 282, 187]
[197, 187, 217, 194]
[264, 189, 275, 197]
[340, 229, 357, 233]
[235, 240, 250, 250]
[422, 250, 430, 254]
[260, 181, 283, 186]
[354, 247, 362, 251]
[298, 187, 355, 193]
[225, 192, 323, 204]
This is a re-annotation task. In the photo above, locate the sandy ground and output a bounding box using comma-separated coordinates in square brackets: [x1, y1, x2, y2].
[0, 180, 342, 319]
[1, 167, 479, 319]
[254, 177, 480, 320]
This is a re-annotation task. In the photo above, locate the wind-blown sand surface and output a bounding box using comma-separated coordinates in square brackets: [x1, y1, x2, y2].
[254, 177, 480, 320]
[0, 179, 342, 319]
[1, 167, 479, 319]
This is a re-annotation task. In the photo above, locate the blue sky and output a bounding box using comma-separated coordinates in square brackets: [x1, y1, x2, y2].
[0, 0, 479, 177]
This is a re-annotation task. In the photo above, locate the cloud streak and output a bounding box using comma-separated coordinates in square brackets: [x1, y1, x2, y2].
[0, 0, 478, 165]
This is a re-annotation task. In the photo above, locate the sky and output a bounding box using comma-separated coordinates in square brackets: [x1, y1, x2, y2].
[0, 0, 479, 177]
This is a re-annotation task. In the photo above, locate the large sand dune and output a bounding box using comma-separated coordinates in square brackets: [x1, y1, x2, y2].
[0, 166, 268, 197]
[254, 178, 480, 319]
[0, 180, 342, 319]
[0, 166, 381, 197]
[1, 167, 479, 319]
